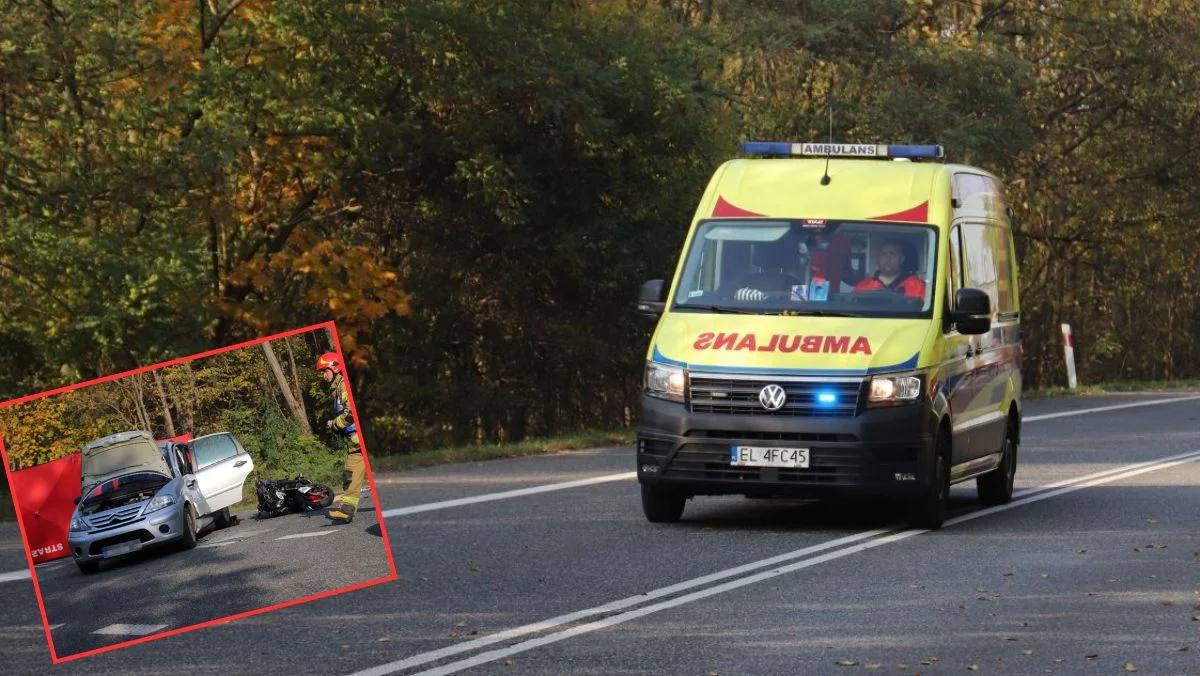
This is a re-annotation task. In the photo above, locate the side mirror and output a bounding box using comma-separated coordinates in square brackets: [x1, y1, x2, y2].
[636, 279, 667, 319]
[952, 288, 992, 335]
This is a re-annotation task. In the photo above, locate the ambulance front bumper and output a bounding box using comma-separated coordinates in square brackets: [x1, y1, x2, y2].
[636, 394, 939, 499]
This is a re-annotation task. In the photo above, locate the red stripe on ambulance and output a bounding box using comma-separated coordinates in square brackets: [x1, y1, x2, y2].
[693, 332, 872, 355]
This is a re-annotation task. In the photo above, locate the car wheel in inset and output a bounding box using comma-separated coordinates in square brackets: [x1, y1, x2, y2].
[178, 504, 199, 550]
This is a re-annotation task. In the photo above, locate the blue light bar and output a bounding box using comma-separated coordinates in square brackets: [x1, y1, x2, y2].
[888, 144, 945, 159]
[816, 391, 838, 405]
[740, 141, 797, 155]
[740, 141, 944, 160]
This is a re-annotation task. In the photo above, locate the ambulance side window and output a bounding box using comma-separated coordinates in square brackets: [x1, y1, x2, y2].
[962, 223, 1000, 315]
[944, 225, 964, 333]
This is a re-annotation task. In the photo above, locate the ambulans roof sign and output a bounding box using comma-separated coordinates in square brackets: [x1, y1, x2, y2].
[740, 141, 945, 159]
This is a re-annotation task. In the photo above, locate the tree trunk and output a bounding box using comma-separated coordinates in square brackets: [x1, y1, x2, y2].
[151, 369, 176, 438]
[283, 336, 309, 423]
[131, 375, 154, 435]
[262, 341, 312, 434]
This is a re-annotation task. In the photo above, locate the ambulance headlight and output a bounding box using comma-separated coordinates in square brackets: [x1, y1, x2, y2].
[645, 363, 688, 403]
[70, 513, 88, 532]
[867, 373, 923, 407]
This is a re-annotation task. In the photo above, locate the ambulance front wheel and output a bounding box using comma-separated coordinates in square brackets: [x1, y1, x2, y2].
[906, 430, 950, 530]
[641, 484, 686, 523]
[977, 421, 1017, 506]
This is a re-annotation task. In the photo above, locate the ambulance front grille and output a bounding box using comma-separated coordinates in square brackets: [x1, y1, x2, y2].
[689, 375, 862, 417]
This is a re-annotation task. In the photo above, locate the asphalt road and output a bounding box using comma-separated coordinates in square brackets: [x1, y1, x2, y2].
[2, 391, 1199, 675]
[4, 494, 393, 660]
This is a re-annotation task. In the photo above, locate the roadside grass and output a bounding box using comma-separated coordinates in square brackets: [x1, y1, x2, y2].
[1027, 379, 1200, 398]
[366, 428, 637, 473]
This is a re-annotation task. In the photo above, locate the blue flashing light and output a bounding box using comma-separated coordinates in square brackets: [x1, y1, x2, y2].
[815, 391, 839, 406]
[888, 144, 945, 159]
[740, 141, 797, 156]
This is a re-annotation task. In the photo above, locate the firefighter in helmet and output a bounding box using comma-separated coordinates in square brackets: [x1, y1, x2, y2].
[316, 352, 365, 524]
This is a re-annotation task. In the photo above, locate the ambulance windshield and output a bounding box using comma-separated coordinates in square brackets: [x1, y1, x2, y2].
[672, 219, 937, 318]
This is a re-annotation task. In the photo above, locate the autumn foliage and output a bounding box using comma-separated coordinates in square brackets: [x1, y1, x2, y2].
[3, 1, 1200, 458]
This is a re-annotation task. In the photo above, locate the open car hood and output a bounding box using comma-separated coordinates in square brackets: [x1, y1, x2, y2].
[80, 432, 173, 495]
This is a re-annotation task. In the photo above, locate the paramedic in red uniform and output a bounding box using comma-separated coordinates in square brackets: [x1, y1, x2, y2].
[852, 238, 926, 300]
[807, 232, 862, 290]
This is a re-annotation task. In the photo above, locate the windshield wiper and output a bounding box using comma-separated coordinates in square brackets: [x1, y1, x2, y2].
[789, 310, 861, 318]
[674, 304, 759, 314]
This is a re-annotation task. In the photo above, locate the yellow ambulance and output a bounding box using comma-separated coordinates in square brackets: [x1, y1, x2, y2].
[635, 141, 1021, 530]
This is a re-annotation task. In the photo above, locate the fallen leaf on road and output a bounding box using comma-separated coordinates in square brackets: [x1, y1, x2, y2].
[1078, 550, 1087, 554]
[1003, 572, 1014, 576]
[1124, 662, 1137, 672]
[1085, 654, 1098, 660]
[1174, 646, 1190, 652]
[503, 660, 513, 667]
[456, 621, 467, 627]
[448, 632, 459, 638]
[968, 665, 980, 671]
[1134, 548, 1143, 553]
[469, 565, 481, 572]
[708, 671, 719, 676]
[1021, 650, 1033, 656]
[377, 637, 390, 642]
[865, 664, 882, 670]
[1003, 637, 1017, 641]
[1146, 518, 1158, 523]
[835, 660, 859, 666]
[1160, 600, 1174, 606]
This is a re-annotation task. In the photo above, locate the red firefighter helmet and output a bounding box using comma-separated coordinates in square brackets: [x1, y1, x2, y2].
[316, 352, 342, 374]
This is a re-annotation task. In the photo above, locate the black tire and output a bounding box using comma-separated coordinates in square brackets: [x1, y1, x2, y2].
[178, 504, 198, 550]
[907, 432, 950, 530]
[77, 560, 100, 575]
[316, 486, 334, 509]
[213, 507, 233, 530]
[641, 484, 686, 523]
[977, 423, 1017, 506]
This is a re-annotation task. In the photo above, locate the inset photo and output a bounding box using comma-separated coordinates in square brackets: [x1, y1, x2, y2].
[0, 322, 396, 663]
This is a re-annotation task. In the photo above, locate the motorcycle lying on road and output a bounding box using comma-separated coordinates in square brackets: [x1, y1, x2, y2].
[254, 475, 334, 518]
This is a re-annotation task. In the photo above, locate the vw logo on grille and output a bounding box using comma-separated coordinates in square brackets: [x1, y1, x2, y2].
[758, 384, 787, 411]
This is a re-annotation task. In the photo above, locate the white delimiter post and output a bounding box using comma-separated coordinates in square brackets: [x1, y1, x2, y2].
[1061, 323, 1078, 389]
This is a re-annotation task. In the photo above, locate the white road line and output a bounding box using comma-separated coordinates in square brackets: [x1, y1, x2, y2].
[276, 530, 339, 540]
[0, 568, 31, 583]
[93, 623, 168, 636]
[359, 448, 1200, 676]
[1023, 394, 1200, 422]
[379, 472, 637, 518]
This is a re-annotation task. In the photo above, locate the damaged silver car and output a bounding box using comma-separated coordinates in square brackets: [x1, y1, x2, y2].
[67, 430, 255, 574]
